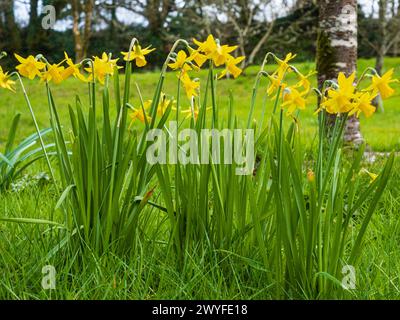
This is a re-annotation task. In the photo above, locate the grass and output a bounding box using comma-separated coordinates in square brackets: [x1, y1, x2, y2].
[0, 56, 400, 300]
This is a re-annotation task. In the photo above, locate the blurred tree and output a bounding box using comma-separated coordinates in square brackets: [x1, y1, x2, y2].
[317, 0, 363, 145]
[71, 0, 95, 62]
[0, 0, 21, 54]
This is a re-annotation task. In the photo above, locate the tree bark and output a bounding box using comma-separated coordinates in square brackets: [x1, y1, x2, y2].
[317, 0, 363, 146]
[375, 0, 387, 75]
[71, 0, 94, 62]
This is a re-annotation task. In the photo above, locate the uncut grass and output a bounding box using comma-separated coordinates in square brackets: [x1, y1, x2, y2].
[1, 158, 400, 299]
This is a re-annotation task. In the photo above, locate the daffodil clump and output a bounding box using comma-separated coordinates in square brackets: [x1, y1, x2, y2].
[319, 69, 398, 118]
[263, 53, 315, 116]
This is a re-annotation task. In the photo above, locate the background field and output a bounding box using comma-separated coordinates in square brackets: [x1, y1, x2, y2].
[1, 58, 399, 152]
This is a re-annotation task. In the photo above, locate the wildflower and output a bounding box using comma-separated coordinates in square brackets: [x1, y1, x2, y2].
[367, 69, 398, 99]
[180, 72, 200, 98]
[219, 56, 245, 79]
[360, 168, 378, 183]
[86, 53, 119, 84]
[168, 50, 194, 72]
[349, 91, 376, 118]
[307, 169, 315, 183]
[193, 35, 218, 56]
[129, 107, 152, 125]
[41, 63, 66, 84]
[121, 44, 155, 67]
[321, 72, 356, 114]
[62, 52, 88, 82]
[0, 66, 16, 92]
[188, 47, 207, 68]
[295, 70, 315, 93]
[281, 87, 307, 115]
[14, 54, 46, 80]
[140, 93, 176, 117]
[181, 104, 211, 121]
[274, 53, 296, 77]
[193, 34, 238, 67]
[267, 73, 286, 96]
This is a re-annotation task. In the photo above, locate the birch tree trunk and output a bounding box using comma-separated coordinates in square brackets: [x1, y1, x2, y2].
[317, 0, 363, 145]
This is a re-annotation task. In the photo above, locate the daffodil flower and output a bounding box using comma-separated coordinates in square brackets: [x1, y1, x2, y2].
[321, 72, 356, 114]
[188, 47, 207, 68]
[0, 66, 16, 92]
[267, 73, 286, 96]
[348, 91, 376, 118]
[274, 53, 296, 78]
[219, 56, 245, 79]
[181, 104, 211, 121]
[86, 53, 120, 84]
[193, 34, 238, 68]
[360, 168, 378, 183]
[129, 107, 152, 126]
[168, 50, 195, 72]
[14, 54, 46, 80]
[41, 63, 66, 84]
[121, 44, 155, 67]
[62, 52, 88, 82]
[139, 93, 176, 117]
[367, 68, 398, 99]
[294, 70, 316, 93]
[281, 87, 307, 116]
[180, 72, 200, 98]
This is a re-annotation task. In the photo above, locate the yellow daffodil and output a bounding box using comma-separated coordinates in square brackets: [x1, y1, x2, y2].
[180, 72, 200, 98]
[14, 54, 46, 79]
[129, 107, 152, 126]
[41, 63, 66, 84]
[181, 104, 211, 121]
[193, 35, 218, 56]
[321, 72, 356, 114]
[360, 168, 378, 183]
[219, 56, 245, 79]
[349, 91, 376, 118]
[267, 73, 286, 96]
[367, 69, 398, 99]
[193, 34, 238, 67]
[62, 52, 88, 82]
[140, 93, 176, 117]
[0, 66, 16, 92]
[188, 47, 207, 68]
[295, 70, 316, 93]
[281, 87, 307, 115]
[274, 53, 296, 77]
[211, 45, 237, 67]
[86, 53, 119, 84]
[121, 44, 155, 67]
[168, 50, 194, 72]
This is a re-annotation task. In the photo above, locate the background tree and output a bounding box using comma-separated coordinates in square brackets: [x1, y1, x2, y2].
[71, 0, 95, 62]
[317, 0, 363, 145]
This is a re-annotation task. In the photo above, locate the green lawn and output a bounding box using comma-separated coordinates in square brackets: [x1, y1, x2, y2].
[1, 57, 399, 151]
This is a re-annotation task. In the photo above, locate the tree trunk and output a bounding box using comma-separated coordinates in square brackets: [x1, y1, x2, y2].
[317, 0, 363, 146]
[4, 0, 21, 53]
[375, 0, 387, 75]
[27, 0, 39, 51]
[71, 0, 93, 62]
